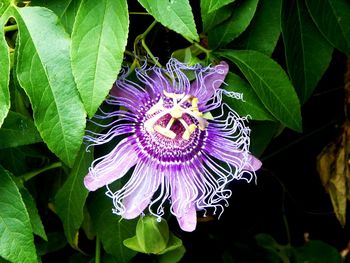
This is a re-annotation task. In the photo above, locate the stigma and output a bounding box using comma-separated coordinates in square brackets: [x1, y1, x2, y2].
[144, 91, 209, 140]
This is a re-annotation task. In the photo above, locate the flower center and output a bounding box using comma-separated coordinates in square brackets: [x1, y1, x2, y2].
[144, 91, 208, 140]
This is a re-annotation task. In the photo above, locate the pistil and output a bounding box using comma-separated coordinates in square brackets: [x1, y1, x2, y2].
[144, 91, 209, 140]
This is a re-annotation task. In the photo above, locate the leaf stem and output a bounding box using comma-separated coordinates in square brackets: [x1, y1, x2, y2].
[134, 21, 163, 68]
[95, 236, 101, 263]
[129, 12, 150, 15]
[282, 190, 291, 245]
[182, 35, 211, 57]
[20, 162, 62, 182]
[4, 25, 18, 33]
[141, 38, 162, 68]
[141, 20, 157, 39]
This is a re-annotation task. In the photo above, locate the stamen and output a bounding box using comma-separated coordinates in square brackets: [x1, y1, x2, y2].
[144, 91, 208, 139]
[179, 118, 197, 140]
[154, 125, 176, 139]
[153, 117, 177, 139]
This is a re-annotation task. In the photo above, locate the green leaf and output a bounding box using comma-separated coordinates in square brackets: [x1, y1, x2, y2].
[124, 216, 169, 254]
[30, 0, 73, 17]
[250, 121, 279, 157]
[201, 0, 232, 32]
[71, 0, 128, 117]
[306, 0, 350, 55]
[224, 72, 275, 121]
[30, 0, 81, 35]
[89, 189, 137, 262]
[208, 0, 259, 49]
[0, 147, 27, 175]
[138, 0, 199, 41]
[205, 0, 235, 13]
[0, 111, 42, 149]
[20, 187, 47, 241]
[13, 6, 86, 167]
[61, 0, 81, 35]
[218, 50, 302, 131]
[55, 144, 92, 248]
[0, 166, 37, 263]
[81, 206, 96, 240]
[297, 240, 342, 263]
[282, 0, 333, 103]
[36, 232, 67, 256]
[0, 18, 10, 127]
[0, 0, 11, 16]
[158, 245, 186, 263]
[158, 233, 183, 255]
[232, 0, 282, 56]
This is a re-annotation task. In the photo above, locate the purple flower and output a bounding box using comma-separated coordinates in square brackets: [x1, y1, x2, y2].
[84, 59, 261, 232]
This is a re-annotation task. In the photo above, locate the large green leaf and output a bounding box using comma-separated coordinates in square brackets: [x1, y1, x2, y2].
[306, 0, 350, 55]
[13, 6, 86, 167]
[138, 0, 199, 42]
[30, 0, 80, 35]
[205, 0, 235, 13]
[250, 121, 279, 157]
[20, 187, 47, 241]
[61, 0, 81, 35]
[30, 0, 73, 17]
[0, 0, 11, 16]
[0, 167, 37, 263]
[55, 144, 92, 248]
[282, 0, 333, 103]
[89, 189, 137, 263]
[0, 147, 27, 175]
[232, 0, 281, 56]
[71, 0, 128, 117]
[218, 50, 302, 131]
[208, 0, 259, 49]
[0, 17, 10, 128]
[0, 111, 42, 149]
[224, 72, 275, 121]
[201, 0, 232, 32]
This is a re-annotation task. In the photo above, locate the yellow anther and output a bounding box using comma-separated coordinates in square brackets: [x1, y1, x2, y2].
[188, 124, 197, 133]
[182, 130, 191, 140]
[154, 125, 176, 139]
[191, 97, 199, 109]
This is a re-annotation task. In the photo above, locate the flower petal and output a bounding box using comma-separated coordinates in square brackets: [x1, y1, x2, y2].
[176, 204, 196, 232]
[190, 61, 229, 103]
[170, 170, 198, 232]
[84, 138, 138, 191]
[122, 162, 162, 219]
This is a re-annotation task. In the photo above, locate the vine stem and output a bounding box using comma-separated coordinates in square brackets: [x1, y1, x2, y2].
[4, 25, 18, 32]
[282, 190, 291, 245]
[134, 21, 163, 68]
[182, 35, 211, 57]
[20, 162, 62, 182]
[129, 12, 150, 15]
[95, 236, 101, 263]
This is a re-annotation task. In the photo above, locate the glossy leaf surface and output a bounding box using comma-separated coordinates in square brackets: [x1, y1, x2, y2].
[138, 0, 199, 41]
[14, 7, 86, 167]
[218, 50, 302, 131]
[71, 0, 129, 117]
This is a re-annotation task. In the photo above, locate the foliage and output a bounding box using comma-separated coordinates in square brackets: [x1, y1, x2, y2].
[0, 0, 349, 262]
